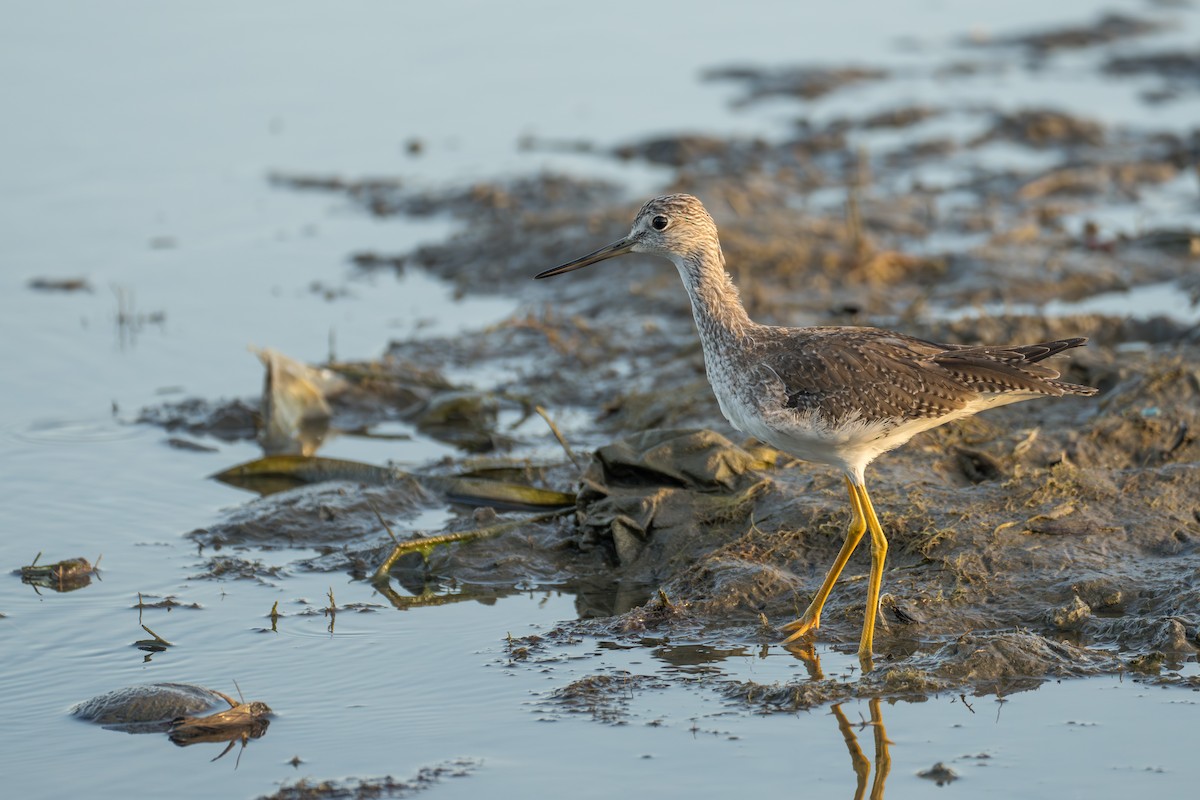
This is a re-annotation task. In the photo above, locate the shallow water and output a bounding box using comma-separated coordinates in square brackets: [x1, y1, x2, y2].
[6, 573, 1198, 799]
[2, 1, 1198, 798]
[952, 279, 1200, 326]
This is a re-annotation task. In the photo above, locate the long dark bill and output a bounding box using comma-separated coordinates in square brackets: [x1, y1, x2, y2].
[534, 237, 634, 279]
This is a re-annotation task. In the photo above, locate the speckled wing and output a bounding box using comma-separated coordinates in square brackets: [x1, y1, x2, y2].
[754, 328, 1091, 427]
[927, 339, 1091, 396]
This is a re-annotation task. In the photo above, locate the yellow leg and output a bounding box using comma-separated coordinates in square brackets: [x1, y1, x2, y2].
[781, 476, 867, 642]
[855, 482, 889, 665]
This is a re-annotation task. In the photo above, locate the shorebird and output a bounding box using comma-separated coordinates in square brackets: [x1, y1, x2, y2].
[535, 194, 1097, 664]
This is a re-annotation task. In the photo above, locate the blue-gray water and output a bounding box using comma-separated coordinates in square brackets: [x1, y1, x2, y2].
[1, 1, 1197, 798]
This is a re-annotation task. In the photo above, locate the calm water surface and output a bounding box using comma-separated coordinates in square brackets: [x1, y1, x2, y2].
[1, 2, 1197, 798]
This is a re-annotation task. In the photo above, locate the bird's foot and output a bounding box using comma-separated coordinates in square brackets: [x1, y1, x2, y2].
[779, 613, 820, 643]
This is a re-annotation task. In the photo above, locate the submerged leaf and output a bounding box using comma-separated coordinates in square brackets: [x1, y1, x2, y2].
[435, 476, 575, 509]
[213, 455, 576, 509]
[212, 454, 399, 490]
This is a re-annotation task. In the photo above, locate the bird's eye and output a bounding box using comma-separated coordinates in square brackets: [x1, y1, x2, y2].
[651, 215, 669, 230]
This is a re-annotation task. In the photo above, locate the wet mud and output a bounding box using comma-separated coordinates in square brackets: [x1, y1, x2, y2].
[989, 12, 1163, 54]
[258, 759, 480, 800]
[137, 7, 1200, 719]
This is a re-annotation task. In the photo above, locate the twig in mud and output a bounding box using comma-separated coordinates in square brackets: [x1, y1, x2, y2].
[1012, 428, 1040, 458]
[499, 391, 536, 430]
[367, 500, 401, 544]
[370, 508, 574, 585]
[140, 624, 172, 646]
[324, 588, 336, 633]
[534, 405, 582, 471]
[845, 145, 876, 267]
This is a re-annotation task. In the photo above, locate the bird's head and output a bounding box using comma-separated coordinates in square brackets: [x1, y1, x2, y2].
[535, 194, 718, 279]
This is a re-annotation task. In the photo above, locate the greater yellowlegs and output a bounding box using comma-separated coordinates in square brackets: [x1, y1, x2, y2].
[535, 194, 1097, 664]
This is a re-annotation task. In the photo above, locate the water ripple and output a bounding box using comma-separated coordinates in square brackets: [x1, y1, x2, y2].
[4, 416, 148, 446]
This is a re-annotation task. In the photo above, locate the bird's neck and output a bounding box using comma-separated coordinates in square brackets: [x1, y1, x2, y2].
[672, 245, 754, 342]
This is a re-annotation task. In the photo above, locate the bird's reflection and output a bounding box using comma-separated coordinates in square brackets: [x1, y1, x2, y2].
[832, 700, 890, 800]
[784, 643, 892, 799]
[781, 640, 825, 680]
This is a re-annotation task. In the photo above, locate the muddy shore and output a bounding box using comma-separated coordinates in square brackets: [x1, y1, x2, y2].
[146, 10, 1199, 718]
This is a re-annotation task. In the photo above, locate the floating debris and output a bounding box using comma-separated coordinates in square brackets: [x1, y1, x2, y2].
[72, 683, 234, 732]
[72, 682, 271, 759]
[133, 624, 173, 654]
[165, 437, 219, 452]
[133, 593, 202, 612]
[18, 553, 98, 592]
[27, 277, 92, 292]
[168, 696, 272, 749]
[917, 762, 959, 785]
[253, 347, 346, 456]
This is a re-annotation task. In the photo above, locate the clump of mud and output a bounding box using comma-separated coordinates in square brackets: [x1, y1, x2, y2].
[138, 398, 258, 442]
[970, 108, 1106, 149]
[990, 12, 1162, 54]
[1105, 50, 1200, 100]
[260, 759, 481, 800]
[703, 64, 889, 103]
[548, 672, 667, 724]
